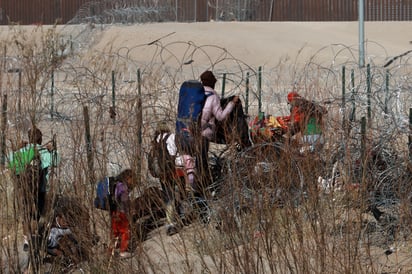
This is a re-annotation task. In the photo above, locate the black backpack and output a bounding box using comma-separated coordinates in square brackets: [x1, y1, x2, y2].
[148, 133, 175, 179]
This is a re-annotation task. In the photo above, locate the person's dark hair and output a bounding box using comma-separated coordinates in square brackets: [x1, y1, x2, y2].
[28, 127, 42, 145]
[200, 70, 217, 89]
[116, 169, 134, 183]
[154, 122, 170, 138]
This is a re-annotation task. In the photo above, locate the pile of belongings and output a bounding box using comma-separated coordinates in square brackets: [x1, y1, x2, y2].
[249, 112, 290, 142]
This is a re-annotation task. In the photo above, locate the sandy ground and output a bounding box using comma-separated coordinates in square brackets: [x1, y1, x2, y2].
[86, 21, 412, 68]
[3, 21, 410, 71]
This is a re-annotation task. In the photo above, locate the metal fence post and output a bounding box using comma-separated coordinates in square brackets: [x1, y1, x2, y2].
[194, 0, 197, 22]
[136, 68, 142, 186]
[258, 66, 262, 114]
[221, 73, 226, 98]
[175, 0, 179, 22]
[409, 108, 412, 161]
[83, 105, 95, 186]
[245, 72, 249, 115]
[359, 0, 365, 67]
[111, 70, 116, 123]
[18, 69, 22, 113]
[215, 0, 219, 21]
[367, 64, 371, 125]
[1, 95, 7, 166]
[350, 69, 356, 122]
[360, 116, 366, 183]
[342, 65, 346, 133]
[384, 69, 389, 114]
[51, 70, 54, 119]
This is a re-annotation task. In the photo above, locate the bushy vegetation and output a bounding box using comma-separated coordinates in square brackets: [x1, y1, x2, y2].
[0, 24, 411, 273]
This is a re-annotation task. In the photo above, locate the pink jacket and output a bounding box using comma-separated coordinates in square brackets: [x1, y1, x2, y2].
[201, 86, 235, 140]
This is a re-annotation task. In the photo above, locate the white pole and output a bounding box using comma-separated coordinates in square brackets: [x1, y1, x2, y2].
[359, 0, 365, 67]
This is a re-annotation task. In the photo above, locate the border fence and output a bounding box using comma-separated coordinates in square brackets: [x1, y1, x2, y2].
[1, 0, 412, 25]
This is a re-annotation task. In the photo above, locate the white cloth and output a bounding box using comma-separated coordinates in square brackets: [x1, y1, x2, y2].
[47, 227, 72, 248]
[156, 132, 184, 166]
[156, 132, 177, 156]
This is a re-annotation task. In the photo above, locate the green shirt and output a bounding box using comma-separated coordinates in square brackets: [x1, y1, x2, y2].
[8, 143, 60, 177]
[305, 117, 323, 135]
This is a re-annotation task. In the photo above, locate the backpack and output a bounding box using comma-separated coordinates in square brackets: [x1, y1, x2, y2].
[148, 133, 175, 179]
[176, 80, 210, 134]
[94, 176, 117, 211]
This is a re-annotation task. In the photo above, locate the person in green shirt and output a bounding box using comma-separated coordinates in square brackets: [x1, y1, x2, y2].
[8, 126, 60, 247]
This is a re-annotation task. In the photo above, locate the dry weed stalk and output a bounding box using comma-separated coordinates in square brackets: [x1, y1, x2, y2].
[0, 25, 410, 273]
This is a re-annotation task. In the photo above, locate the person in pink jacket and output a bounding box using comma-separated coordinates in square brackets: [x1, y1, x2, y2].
[198, 70, 239, 190]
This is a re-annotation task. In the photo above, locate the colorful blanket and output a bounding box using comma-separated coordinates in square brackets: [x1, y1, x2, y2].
[249, 114, 290, 141]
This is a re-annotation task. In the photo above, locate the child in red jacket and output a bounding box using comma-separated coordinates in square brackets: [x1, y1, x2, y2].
[111, 169, 135, 258]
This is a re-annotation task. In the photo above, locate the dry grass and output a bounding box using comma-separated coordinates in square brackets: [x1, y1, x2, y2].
[0, 23, 411, 273]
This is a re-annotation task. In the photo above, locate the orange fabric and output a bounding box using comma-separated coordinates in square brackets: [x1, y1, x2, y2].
[275, 116, 290, 130]
[290, 105, 304, 123]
